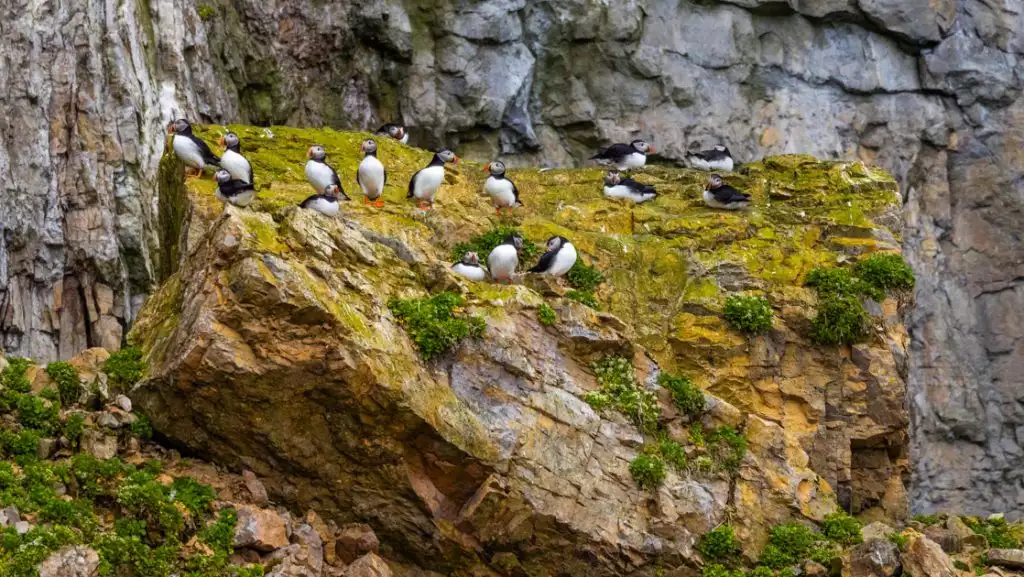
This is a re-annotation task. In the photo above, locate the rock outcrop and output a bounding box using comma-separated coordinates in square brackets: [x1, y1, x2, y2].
[131, 125, 910, 574]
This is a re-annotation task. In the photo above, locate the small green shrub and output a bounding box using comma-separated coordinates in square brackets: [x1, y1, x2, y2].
[565, 290, 599, 309]
[389, 292, 486, 360]
[822, 510, 862, 545]
[196, 3, 216, 19]
[64, 413, 86, 446]
[760, 522, 819, 568]
[888, 533, 908, 551]
[657, 439, 687, 470]
[701, 565, 744, 577]
[629, 453, 666, 490]
[912, 513, 940, 526]
[953, 560, 970, 571]
[707, 426, 747, 473]
[748, 567, 774, 577]
[689, 422, 706, 447]
[854, 253, 914, 296]
[723, 295, 773, 334]
[805, 267, 862, 297]
[17, 395, 60, 434]
[46, 361, 81, 406]
[537, 304, 556, 326]
[104, 347, 146, 390]
[809, 294, 869, 345]
[582, 356, 660, 433]
[131, 414, 154, 440]
[451, 227, 540, 264]
[964, 515, 1022, 549]
[659, 372, 704, 421]
[565, 260, 604, 292]
[699, 525, 741, 564]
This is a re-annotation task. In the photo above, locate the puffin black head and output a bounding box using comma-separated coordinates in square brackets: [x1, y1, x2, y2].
[545, 236, 568, 252]
[308, 145, 327, 161]
[436, 149, 458, 164]
[219, 132, 241, 151]
[168, 118, 192, 135]
[604, 171, 622, 186]
[630, 139, 653, 154]
[504, 234, 524, 251]
[361, 139, 378, 156]
[461, 252, 480, 266]
[324, 184, 341, 199]
[708, 174, 724, 189]
[214, 169, 232, 184]
[484, 160, 506, 176]
[388, 125, 406, 141]
[715, 145, 731, 156]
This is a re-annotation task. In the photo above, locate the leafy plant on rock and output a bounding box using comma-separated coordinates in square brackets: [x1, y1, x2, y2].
[450, 227, 540, 264]
[565, 289, 600, 309]
[537, 303, 556, 326]
[46, 361, 81, 406]
[658, 372, 704, 421]
[822, 509, 862, 545]
[699, 525, 741, 565]
[389, 292, 487, 360]
[628, 453, 666, 490]
[104, 347, 146, 390]
[565, 259, 604, 292]
[582, 356, 659, 433]
[723, 295, 773, 335]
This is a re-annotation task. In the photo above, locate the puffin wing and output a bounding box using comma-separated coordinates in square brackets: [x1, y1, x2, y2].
[328, 164, 350, 199]
[528, 249, 557, 273]
[622, 178, 656, 195]
[223, 179, 255, 197]
[511, 178, 522, 206]
[407, 169, 422, 198]
[590, 142, 631, 161]
[300, 194, 323, 208]
[191, 135, 221, 165]
[383, 166, 388, 187]
[714, 185, 750, 203]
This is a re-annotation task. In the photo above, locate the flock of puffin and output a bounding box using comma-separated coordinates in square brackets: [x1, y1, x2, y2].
[166, 118, 751, 284]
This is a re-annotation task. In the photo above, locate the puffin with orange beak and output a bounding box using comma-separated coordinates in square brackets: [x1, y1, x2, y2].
[376, 123, 408, 145]
[590, 139, 653, 171]
[356, 139, 386, 207]
[407, 149, 457, 210]
[304, 144, 348, 199]
[218, 132, 253, 184]
[483, 160, 522, 215]
[167, 118, 220, 178]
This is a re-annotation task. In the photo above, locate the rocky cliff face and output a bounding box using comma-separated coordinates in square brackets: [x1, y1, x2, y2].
[129, 124, 910, 575]
[1, 0, 1020, 519]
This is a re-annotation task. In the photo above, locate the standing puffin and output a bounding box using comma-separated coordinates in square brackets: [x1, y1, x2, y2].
[168, 119, 220, 178]
[487, 233, 524, 284]
[407, 149, 458, 210]
[483, 160, 523, 215]
[590, 139, 653, 171]
[703, 174, 751, 210]
[687, 145, 735, 172]
[218, 132, 253, 184]
[376, 123, 408, 144]
[603, 172, 658, 203]
[452, 252, 487, 282]
[356, 139, 386, 207]
[305, 145, 349, 199]
[214, 169, 255, 208]
[300, 184, 346, 216]
[529, 236, 578, 277]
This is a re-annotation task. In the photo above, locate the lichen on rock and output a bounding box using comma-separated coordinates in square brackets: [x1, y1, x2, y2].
[129, 124, 911, 575]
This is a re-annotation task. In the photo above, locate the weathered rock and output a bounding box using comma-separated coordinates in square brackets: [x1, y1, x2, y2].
[336, 524, 380, 565]
[234, 506, 290, 552]
[266, 523, 324, 577]
[344, 553, 392, 577]
[0, 506, 21, 527]
[113, 395, 132, 413]
[36, 437, 57, 460]
[243, 470, 270, 506]
[861, 522, 896, 542]
[15, 521, 32, 534]
[946, 516, 988, 549]
[96, 412, 121, 430]
[80, 429, 118, 460]
[901, 535, 955, 577]
[804, 560, 828, 576]
[305, 511, 336, 565]
[845, 538, 901, 577]
[987, 549, 1024, 570]
[37, 546, 100, 577]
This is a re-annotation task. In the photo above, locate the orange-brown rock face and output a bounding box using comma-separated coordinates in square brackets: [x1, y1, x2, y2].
[131, 126, 910, 575]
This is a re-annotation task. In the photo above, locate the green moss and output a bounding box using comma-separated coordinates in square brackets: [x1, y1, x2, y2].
[450, 226, 540, 264]
[912, 513, 940, 526]
[565, 290, 599, 309]
[887, 533, 908, 551]
[537, 303, 556, 326]
[701, 564, 745, 577]
[196, 3, 215, 19]
[656, 438, 687, 470]
[809, 294, 869, 346]
[131, 414, 154, 440]
[964, 515, 1022, 549]
[565, 259, 604, 292]
[854, 253, 914, 295]
[699, 525, 741, 565]
[64, 413, 86, 447]
[582, 356, 660, 434]
[821, 510, 862, 545]
[389, 292, 486, 360]
[46, 361, 81, 406]
[723, 294, 773, 335]
[759, 522, 818, 568]
[707, 426, 747, 473]
[628, 453, 666, 490]
[658, 372, 704, 422]
[17, 395, 60, 434]
[104, 347, 146, 390]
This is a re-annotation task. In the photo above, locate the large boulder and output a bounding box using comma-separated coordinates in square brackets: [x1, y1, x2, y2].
[844, 538, 901, 577]
[900, 535, 955, 577]
[36, 546, 100, 577]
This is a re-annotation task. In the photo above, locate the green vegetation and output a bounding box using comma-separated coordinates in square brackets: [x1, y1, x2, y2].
[723, 295, 773, 335]
[131, 414, 154, 440]
[657, 438, 687, 470]
[561, 259, 604, 310]
[888, 532, 908, 551]
[853, 253, 914, 296]
[104, 347, 146, 390]
[964, 515, 1022, 549]
[582, 356, 659, 433]
[707, 426, 748, 473]
[17, 395, 60, 435]
[809, 294, 870, 345]
[821, 510, 862, 545]
[953, 560, 970, 572]
[64, 413, 86, 447]
[46, 361, 81, 406]
[565, 290, 599, 309]
[659, 372, 704, 422]
[537, 304, 556, 326]
[450, 227, 540, 264]
[912, 513, 940, 526]
[628, 453, 666, 490]
[196, 3, 216, 19]
[702, 565, 745, 577]
[389, 292, 486, 360]
[699, 525, 741, 565]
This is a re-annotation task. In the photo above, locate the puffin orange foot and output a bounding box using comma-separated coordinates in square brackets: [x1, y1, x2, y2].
[374, 199, 385, 207]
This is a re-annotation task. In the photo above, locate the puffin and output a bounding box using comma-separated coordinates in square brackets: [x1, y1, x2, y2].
[300, 184, 346, 216]
[305, 145, 348, 198]
[452, 252, 487, 282]
[703, 174, 751, 210]
[529, 236, 578, 277]
[483, 160, 523, 215]
[590, 139, 653, 171]
[603, 171, 658, 203]
[376, 123, 409, 145]
[357, 138, 387, 206]
[168, 118, 220, 178]
[214, 169, 255, 208]
[487, 233, 524, 284]
[687, 145, 735, 172]
[218, 132, 253, 184]
[407, 149, 458, 210]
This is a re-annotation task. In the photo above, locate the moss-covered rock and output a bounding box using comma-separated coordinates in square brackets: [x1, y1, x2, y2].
[130, 124, 911, 575]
